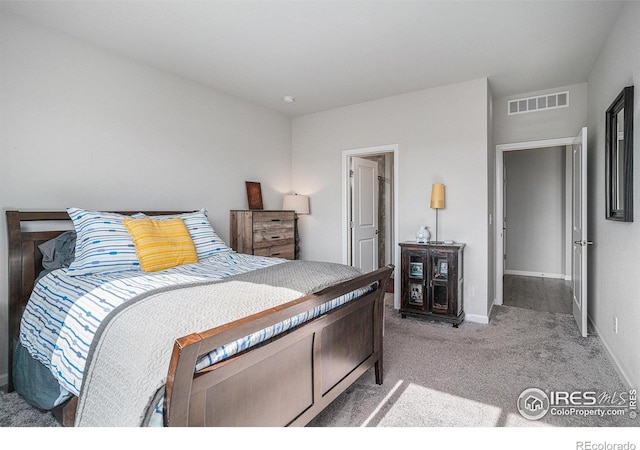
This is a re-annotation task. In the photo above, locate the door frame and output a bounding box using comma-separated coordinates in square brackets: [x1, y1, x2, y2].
[342, 144, 400, 307]
[495, 136, 576, 306]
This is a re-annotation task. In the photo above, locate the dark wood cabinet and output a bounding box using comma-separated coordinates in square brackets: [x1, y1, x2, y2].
[399, 242, 465, 326]
[230, 210, 296, 260]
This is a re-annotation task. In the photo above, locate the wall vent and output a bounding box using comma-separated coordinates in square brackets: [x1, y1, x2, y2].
[508, 91, 569, 115]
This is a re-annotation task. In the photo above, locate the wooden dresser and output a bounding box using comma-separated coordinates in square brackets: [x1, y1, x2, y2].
[230, 210, 296, 260]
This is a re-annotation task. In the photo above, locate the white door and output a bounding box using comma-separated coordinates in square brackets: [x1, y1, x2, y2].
[351, 157, 379, 272]
[571, 127, 590, 337]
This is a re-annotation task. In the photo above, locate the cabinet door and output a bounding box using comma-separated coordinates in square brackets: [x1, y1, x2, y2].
[401, 249, 428, 312]
[428, 250, 452, 315]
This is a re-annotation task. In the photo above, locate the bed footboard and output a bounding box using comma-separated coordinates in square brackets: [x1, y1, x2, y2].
[164, 265, 393, 427]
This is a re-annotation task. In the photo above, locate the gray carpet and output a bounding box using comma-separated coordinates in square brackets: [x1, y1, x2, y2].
[309, 302, 638, 427]
[0, 388, 60, 427]
[1, 301, 637, 428]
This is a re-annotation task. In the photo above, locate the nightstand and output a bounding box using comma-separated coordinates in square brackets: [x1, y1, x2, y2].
[399, 241, 465, 326]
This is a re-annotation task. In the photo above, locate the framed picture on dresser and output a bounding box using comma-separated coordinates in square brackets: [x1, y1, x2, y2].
[245, 181, 264, 210]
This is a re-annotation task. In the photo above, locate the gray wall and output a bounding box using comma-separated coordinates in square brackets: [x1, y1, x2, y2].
[586, 1, 640, 389]
[292, 78, 491, 322]
[0, 13, 292, 383]
[504, 147, 567, 277]
[494, 83, 588, 145]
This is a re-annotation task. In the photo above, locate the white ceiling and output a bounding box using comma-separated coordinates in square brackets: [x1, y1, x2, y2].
[1, 1, 626, 116]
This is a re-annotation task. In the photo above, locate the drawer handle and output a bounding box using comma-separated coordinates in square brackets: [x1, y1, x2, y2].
[271, 219, 281, 222]
[272, 252, 281, 256]
[271, 235, 281, 239]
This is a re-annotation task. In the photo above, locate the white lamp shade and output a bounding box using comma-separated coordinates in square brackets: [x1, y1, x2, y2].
[283, 194, 310, 214]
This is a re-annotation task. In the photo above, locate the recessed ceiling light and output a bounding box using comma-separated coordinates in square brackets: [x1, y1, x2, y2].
[282, 96, 295, 103]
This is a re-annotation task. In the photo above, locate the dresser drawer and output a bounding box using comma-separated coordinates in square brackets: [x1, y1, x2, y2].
[252, 211, 295, 229]
[254, 244, 295, 260]
[253, 229, 294, 248]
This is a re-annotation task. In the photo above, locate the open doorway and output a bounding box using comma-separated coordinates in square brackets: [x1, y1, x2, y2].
[496, 130, 589, 335]
[502, 145, 573, 314]
[495, 138, 575, 309]
[342, 144, 400, 307]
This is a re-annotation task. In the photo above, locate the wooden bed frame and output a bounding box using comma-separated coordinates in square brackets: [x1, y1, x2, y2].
[6, 210, 393, 427]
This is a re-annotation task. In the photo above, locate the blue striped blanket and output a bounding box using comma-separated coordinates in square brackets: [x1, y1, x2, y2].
[19, 251, 284, 402]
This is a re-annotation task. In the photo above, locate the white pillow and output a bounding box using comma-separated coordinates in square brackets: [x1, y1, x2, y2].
[66, 208, 141, 276]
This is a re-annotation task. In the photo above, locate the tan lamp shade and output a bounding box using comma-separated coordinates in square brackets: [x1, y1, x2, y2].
[283, 194, 310, 214]
[430, 183, 445, 209]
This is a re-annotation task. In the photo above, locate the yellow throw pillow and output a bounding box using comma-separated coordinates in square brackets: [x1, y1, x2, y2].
[123, 217, 198, 272]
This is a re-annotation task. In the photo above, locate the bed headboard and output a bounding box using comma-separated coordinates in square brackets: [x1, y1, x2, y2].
[5, 209, 190, 391]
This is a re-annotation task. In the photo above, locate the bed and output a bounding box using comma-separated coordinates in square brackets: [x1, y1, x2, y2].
[6, 208, 393, 427]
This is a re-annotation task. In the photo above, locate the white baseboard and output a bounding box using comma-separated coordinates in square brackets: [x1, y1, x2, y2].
[588, 315, 635, 390]
[505, 269, 567, 280]
[465, 313, 489, 324]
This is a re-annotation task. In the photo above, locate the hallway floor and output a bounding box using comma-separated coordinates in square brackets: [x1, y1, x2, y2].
[503, 274, 572, 314]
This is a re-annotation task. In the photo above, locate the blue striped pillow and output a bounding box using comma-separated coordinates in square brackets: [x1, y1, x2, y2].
[66, 208, 141, 276]
[134, 209, 231, 259]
